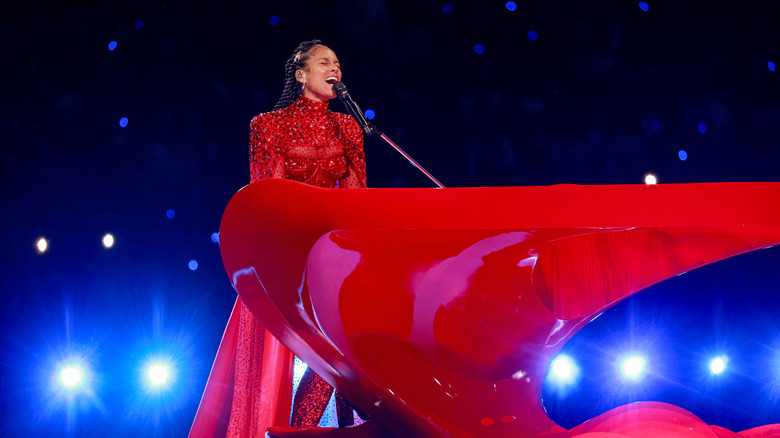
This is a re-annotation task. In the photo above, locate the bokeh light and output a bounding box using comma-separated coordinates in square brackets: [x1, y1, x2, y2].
[269, 15, 280, 26]
[678, 150, 688, 161]
[638, 2, 649, 12]
[650, 120, 661, 131]
[135, 20, 144, 30]
[36, 237, 48, 253]
[768, 61, 776, 72]
[619, 354, 647, 381]
[698, 122, 707, 134]
[527, 30, 539, 41]
[364, 109, 375, 120]
[505, 1, 517, 11]
[442, 4, 453, 14]
[119, 117, 128, 127]
[211, 232, 219, 243]
[166, 209, 175, 219]
[644, 174, 657, 185]
[102, 233, 115, 248]
[188, 260, 198, 271]
[108, 40, 117, 51]
[473, 44, 485, 54]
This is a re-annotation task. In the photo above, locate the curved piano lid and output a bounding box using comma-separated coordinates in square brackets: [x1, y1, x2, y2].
[219, 179, 780, 437]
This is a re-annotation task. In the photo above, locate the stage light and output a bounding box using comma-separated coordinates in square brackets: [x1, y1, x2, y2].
[55, 360, 90, 393]
[36, 237, 48, 253]
[548, 354, 579, 386]
[269, 15, 280, 26]
[505, 1, 517, 11]
[188, 260, 198, 271]
[59, 365, 83, 388]
[709, 356, 728, 375]
[527, 30, 538, 41]
[619, 354, 647, 381]
[473, 44, 485, 55]
[678, 150, 688, 161]
[108, 41, 117, 51]
[147, 363, 170, 386]
[166, 209, 175, 219]
[442, 4, 453, 14]
[768, 61, 776, 72]
[119, 117, 128, 127]
[638, 2, 649, 12]
[102, 233, 115, 248]
[211, 232, 220, 243]
[644, 174, 657, 185]
[698, 122, 707, 134]
[364, 109, 375, 120]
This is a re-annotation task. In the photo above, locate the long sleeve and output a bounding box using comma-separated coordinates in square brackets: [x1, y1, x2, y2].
[249, 115, 286, 183]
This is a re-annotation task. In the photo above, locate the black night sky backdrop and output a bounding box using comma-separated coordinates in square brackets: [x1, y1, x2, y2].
[2, 1, 780, 436]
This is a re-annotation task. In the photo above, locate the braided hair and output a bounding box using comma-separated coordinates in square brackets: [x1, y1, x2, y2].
[273, 39, 324, 110]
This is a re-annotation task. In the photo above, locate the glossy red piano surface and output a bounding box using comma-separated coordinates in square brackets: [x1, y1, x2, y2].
[219, 179, 780, 437]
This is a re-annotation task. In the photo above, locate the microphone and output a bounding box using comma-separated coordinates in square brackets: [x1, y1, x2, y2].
[332, 81, 375, 136]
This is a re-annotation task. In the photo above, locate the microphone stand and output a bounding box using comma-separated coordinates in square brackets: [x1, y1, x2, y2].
[333, 82, 445, 188]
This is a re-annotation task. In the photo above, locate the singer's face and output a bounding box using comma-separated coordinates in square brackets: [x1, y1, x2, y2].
[298, 46, 341, 103]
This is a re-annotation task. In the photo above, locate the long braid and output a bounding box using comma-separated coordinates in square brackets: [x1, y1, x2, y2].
[273, 39, 323, 110]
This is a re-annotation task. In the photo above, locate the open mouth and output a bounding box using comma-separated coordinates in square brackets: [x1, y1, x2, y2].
[325, 77, 338, 84]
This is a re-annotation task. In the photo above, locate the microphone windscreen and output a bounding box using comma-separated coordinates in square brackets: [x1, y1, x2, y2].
[332, 81, 348, 97]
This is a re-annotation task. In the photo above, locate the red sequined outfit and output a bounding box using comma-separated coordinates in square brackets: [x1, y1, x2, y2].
[249, 95, 367, 189]
[189, 95, 365, 438]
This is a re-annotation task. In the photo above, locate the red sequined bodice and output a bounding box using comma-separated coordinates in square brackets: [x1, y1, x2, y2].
[249, 95, 367, 188]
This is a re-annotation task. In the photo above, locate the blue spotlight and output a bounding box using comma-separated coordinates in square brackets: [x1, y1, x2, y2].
[59, 366, 83, 388]
[211, 232, 220, 243]
[56, 361, 88, 392]
[709, 356, 728, 375]
[678, 150, 688, 161]
[166, 209, 175, 219]
[119, 117, 128, 128]
[108, 40, 117, 51]
[269, 15, 280, 26]
[638, 2, 649, 12]
[442, 4, 453, 14]
[364, 109, 375, 120]
[505, 1, 517, 11]
[548, 354, 579, 386]
[768, 61, 776, 72]
[473, 44, 485, 55]
[146, 363, 171, 386]
[527, 30, 538, 41]
[619, 354, 647, 381]
[188, 260, 198, 271]
[697, 122, 707, 134]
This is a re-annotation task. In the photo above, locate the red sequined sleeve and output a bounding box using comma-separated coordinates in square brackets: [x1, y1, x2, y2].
[249, 114, 286, 183]
[337, 114, 367, 188]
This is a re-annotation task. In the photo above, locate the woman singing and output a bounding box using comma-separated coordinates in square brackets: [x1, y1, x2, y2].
[190, 40, 366, 437]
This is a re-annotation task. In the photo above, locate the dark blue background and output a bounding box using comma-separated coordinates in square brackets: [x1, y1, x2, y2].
[2, 1, 779, 436]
